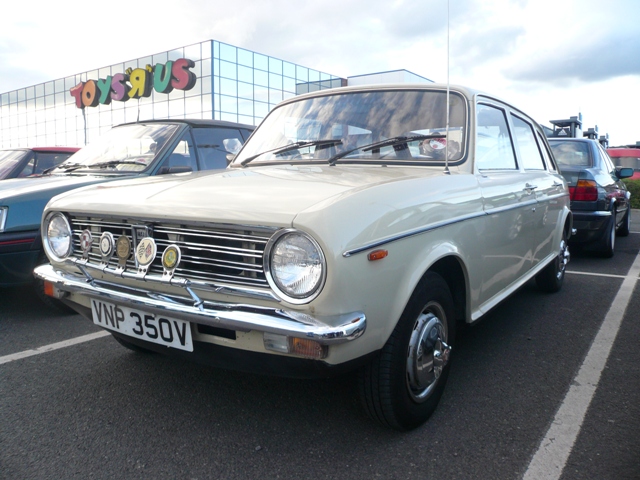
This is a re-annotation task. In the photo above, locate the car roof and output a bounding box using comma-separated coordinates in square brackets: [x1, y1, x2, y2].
[116, 118, 255, 130]
[1, 147, 80, 153]
[31, 147, 80, 153]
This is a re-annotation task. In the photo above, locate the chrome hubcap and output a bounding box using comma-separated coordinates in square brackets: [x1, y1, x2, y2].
[557, 239, 570, 280]
[406, 307, 451, 402]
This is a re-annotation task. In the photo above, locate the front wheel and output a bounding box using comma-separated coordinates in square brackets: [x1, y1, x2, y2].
[358, 272, 455, 430]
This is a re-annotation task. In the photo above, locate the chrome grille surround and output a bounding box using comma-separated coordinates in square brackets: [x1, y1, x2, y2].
[67, 215, 278, 295]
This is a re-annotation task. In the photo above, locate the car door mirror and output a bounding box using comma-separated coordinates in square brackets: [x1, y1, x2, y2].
[616, 166, 634, 179]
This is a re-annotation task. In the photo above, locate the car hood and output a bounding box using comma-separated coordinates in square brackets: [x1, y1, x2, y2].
[49, 165, 451, 225]
[0, 173, 133, 232]
[48, 165, 483, 257]
[0, 173, 125, 201]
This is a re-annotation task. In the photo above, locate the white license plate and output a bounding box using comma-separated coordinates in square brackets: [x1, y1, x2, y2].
[91, 299, 193, 352]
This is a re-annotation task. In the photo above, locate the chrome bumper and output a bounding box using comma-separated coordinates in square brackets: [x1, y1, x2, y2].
[34, 264, 366, 345]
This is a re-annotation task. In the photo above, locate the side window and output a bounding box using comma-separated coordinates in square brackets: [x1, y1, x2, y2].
[17, 158, 35, 177]
[536, 132, 557, 171]
[511, 115, 545, 170]
[476, 104, 517, 170]
[597, 143, 615, 174]
[158, 131, 196, 174]
[193, 127, 246, 170]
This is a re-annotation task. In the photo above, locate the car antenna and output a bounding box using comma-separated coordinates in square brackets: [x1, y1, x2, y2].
[444, 0, 451, 175]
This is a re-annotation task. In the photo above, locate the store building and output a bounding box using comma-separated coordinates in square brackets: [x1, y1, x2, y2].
[0, 39, 431, 149]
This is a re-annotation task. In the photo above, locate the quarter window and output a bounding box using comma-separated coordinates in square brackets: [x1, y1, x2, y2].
[476, 104, 517, 170]
[511, 115, 545, 170]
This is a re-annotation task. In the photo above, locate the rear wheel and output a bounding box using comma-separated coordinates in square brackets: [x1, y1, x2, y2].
[617, 206, 630, 237]
[358, 272, 454, 430]
[599, 210, 616, 258]
[536, 228, 570, 293]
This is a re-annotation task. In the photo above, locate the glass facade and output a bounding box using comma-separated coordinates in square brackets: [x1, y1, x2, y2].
[0, 40, 345, 148]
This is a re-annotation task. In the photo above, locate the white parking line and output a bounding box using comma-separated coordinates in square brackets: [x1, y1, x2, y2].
[0, 330, 110, 365]
[523, 250, 640, 479]
[566, 270, 627, 279]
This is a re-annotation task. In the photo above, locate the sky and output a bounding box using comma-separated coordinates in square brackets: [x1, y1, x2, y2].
[2, 0, 639, 146]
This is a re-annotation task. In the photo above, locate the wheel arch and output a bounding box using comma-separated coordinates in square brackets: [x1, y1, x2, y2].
[425, 254, 468, 328]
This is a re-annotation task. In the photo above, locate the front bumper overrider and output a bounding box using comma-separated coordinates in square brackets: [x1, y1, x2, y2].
[33, 264, 366, 345]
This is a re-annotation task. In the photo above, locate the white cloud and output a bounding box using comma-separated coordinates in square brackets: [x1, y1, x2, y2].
[1, 0, 639, 144]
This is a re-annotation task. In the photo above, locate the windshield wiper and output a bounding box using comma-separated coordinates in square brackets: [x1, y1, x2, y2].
[42, 162, 83, 174]
[85, 160, 149, 169]
[327, 134, 446, 166]
[240, 139, 343, 167]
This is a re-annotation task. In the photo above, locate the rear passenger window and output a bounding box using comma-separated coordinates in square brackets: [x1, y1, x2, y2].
[476, 104, 517, 170]
[511, 115, 545, 170]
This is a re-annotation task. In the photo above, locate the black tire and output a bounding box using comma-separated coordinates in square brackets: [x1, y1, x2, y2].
[599, 210, 616, 258]
[535, 228, 570, 293]
[358, 272, 455, 431]
[617, 207, 630, 237]
[112, 333, 156, 354]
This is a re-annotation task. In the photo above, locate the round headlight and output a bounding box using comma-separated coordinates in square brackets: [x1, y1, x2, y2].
[267, 230, 325, 302]
[45, 213, 72, 260]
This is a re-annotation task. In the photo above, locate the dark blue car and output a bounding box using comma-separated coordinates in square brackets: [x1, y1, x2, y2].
[549, 137, 633, 257]
[0, 119, 253, 308]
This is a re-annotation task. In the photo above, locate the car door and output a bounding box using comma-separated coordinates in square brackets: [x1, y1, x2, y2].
[509, 113, 565, 267]
[597, 142, 630, 223]
[475, 102, 536, 303]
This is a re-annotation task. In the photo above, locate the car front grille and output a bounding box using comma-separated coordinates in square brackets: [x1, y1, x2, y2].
[69, 216, 275, 288]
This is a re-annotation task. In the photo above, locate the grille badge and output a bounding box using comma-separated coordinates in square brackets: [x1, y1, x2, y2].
[162, 245, 181, 277]
[132, 224, 153, 249]
[80, 230, 93, 259]
[115, 235, 131, 267]
[99, 232, 114, 264]
[135, 237, 157, 273]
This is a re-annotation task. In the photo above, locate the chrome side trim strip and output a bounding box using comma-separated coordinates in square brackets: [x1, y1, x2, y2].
[34, 265, 366, 345]
[342, 194, 567, 257]
[342, 210, 487, 257]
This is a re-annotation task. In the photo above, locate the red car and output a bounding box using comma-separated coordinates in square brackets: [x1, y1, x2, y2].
[0, 147, 80, 180]
[607, 144, 640, 179]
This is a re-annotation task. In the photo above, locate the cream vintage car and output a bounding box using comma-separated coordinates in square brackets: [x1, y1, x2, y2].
[35, 84, 572, 430]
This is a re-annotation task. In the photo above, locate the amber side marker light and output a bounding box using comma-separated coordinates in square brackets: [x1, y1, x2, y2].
[368, 249, 388, 261]
[263, 333, 327, 359]
[43, 280, 55, 298]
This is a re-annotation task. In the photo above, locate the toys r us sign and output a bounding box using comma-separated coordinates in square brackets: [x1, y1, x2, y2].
[70, 58, 197, 109]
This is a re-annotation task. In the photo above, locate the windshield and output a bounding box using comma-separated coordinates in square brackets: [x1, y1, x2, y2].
[53, 123, 181, 173]
[233, 90, 467, 167]
[0, 150, 28, 179]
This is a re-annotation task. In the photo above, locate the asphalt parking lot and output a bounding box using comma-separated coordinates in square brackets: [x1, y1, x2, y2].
[1, 214, 639, 480]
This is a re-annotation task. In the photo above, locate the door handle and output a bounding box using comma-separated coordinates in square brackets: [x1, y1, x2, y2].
[524, 183, 538, 194]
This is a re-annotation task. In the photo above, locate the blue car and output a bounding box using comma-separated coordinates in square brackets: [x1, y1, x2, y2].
[0, 119, 253, 308]
[549, 137, 633, 257]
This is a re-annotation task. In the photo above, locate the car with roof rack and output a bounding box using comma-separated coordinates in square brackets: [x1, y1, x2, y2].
[35, 84, 571, 430]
